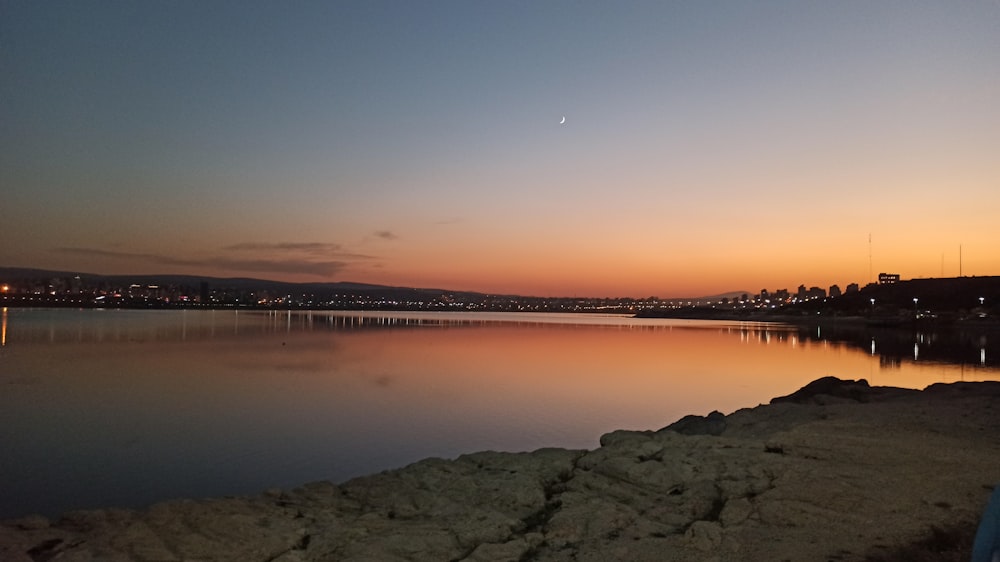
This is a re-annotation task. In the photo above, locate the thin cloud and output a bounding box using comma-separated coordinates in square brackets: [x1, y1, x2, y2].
[225, 242, 339, 254]
[373, 230, 398, 240]
[55, 247, 158, 261]
[55, 247, 195, 267]
[222, 241, 375, 260]
[53, 246, 358, 278]
[211, 258, 348, 277]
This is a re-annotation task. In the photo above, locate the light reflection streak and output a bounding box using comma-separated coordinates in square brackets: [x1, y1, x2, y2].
[3, 310, 999, 375]
[1, 307, 6, 346]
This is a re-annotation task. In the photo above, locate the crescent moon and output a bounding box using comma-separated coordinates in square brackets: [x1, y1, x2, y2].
[559, 116, 566, 124]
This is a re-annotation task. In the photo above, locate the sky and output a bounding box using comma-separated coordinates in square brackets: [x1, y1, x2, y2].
[2, 1, 999, 298]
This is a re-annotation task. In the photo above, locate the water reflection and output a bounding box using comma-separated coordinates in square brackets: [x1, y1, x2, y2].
[0, 309, 996, 520]
[788, 322, 999, 371]
[5, 309, 652, 344]
[2, 309, 998, 372]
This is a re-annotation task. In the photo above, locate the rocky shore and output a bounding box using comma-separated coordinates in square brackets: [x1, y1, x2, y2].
[3, 377, 999, 561]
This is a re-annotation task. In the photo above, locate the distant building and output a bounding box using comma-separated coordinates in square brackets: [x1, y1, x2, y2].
[808, 286, 826, 299]
[797, 284, 807, 300]
[829, 284, 842, 298]
[879, 273, 900, 284]
[845, 283, 859, 294]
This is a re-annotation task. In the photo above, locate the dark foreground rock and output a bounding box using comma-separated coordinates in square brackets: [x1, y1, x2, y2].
[3, 377, 999, 561]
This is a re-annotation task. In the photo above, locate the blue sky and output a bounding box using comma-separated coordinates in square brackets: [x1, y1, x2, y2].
[3, 1, 999, 296]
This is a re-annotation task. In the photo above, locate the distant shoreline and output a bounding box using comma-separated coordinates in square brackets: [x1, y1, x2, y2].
[3, 268, 999, 319]
[635, 307, 1000, 331]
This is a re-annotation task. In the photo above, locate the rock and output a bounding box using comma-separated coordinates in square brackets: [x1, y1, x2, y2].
[925, 380, 1000, 396]
[661, 410, 727, 435]
[769, 375, 924, 405]
[9, 516, 48, 530]
[769, 375, 872, 403]
[685, 520, 723, 550]
[598, 429, 654, 447]
[1, 378, 997, 561]
[463, 534, 541, 561]
[719, 497, 753, 527]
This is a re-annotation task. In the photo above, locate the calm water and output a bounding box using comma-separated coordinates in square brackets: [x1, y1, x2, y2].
[0, 308, 997, 519]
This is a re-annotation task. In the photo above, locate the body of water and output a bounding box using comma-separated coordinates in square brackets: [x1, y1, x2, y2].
[0, 308, 996, 519]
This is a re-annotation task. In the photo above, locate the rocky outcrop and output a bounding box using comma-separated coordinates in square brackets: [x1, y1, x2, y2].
[661, 410, 727, 436]
[2, 377, 999, 561]
[768, 375, 918, 405]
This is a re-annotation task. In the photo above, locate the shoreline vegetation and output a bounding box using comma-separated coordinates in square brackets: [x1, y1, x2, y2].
[2, 377, 999, 561]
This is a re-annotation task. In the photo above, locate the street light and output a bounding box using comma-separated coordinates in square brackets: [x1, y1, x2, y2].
[913, 297, 919, 316]
[980, 297, 985, 306]
[870, 298, 875, 314]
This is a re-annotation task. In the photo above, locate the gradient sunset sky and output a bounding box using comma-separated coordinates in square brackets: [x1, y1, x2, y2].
[2, 1, 998, 297]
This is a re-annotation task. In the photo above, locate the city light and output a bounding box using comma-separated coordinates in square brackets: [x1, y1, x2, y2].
[0, 270, 994, 322]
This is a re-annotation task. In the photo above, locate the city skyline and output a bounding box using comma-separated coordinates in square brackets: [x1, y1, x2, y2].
[0, 264, 971, 305]
[3, 2, 999, 298]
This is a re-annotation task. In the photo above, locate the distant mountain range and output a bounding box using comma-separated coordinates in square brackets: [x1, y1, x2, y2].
[0, 266, 746, 302]
[0, 266, 491, 299]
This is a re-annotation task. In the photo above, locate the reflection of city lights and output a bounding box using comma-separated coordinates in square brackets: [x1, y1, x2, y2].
[1, 307, 6, 346]
[983, 348, 987, 366]
[913, 343, 919, 361]
[871, 339, 876, 355]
